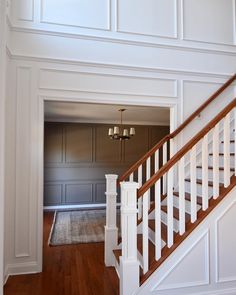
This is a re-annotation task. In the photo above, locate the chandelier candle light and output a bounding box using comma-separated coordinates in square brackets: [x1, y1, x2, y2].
[108, 109, 135, 140]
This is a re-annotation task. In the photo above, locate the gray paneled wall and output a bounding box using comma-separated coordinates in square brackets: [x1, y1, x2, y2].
[44, 122, 169, 206]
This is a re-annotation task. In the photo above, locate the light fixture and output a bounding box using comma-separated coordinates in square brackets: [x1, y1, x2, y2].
[108, 109, 135, 141]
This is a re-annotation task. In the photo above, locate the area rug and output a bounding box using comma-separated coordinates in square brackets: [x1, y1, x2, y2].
[49, 209, 108, 246]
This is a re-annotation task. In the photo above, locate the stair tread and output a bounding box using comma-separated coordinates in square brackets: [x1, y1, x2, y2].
[113, 249, 121, 264]
[161, 205, 191, 223]
[221, 140, 235, 143]
[196, 165, 235, 171]
[148, 220, 167, 243]
[185, 178, 224, 187]
[209, 153, 235, 156]
[173, 191, 202, 205]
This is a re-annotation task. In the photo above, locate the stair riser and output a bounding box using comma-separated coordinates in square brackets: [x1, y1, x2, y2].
[219, 142, 235, 153]
[171, 195, 201, 215]
[184, 181, 213, 198]
[208, 155, 235, 167]
[196, 168, 234, 182]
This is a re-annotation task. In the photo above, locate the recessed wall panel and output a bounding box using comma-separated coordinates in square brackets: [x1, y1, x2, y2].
[65, 124, 93, 163]
[117, 0, 177, 38]
[44, 184, 63, 205]
[65, 184, 93, 204]
[44, 123, 63, 163]
[41, 0, 110, 30]
[39, 69, 177, 98]
[183, 0, 234, 45]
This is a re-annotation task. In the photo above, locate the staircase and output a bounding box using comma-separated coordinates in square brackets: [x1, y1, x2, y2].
[104, 74, 236, 295]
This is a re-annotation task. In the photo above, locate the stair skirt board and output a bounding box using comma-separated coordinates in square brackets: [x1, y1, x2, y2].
[136, 187, 236, 295]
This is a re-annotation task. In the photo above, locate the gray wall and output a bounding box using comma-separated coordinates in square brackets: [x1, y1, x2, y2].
[44, 122, 169, 206]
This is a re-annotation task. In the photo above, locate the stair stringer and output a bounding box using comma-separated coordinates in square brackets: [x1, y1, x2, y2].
[136, 186, 236, 295]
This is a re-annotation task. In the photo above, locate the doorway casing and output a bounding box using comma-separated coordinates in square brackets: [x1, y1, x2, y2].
[37, 95, 178, 271]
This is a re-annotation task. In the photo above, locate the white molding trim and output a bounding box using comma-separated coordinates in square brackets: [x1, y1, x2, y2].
[16, 0, 34, 22]
[6, 18, 236, 57]
[43, 203, 107, 210]
[115, 0, 178, 39]
[14, 66, 32, 259]
[181, 0, 236, 47]
[5, 261, 40, 280]
[39, 0, 112, 31]
[44, 117, 170, 126]
[215, 200, 236, 284]
[151, 230, 210, 291]
[6, 47, 234, 80]
[38, 94, 177, 273]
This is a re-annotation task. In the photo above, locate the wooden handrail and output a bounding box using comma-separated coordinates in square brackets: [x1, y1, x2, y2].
[138, 98, 236, 197]
[119, 74, 236, 182]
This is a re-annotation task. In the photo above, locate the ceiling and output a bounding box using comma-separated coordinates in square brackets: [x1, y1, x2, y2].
[44, 101, 170, 126]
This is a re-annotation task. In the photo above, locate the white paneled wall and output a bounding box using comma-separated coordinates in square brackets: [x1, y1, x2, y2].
[137, 188, 236, 295]
[3, 0, 236, 289]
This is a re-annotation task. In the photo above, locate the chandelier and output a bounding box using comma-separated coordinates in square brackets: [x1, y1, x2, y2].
[108, 109, 135, 141]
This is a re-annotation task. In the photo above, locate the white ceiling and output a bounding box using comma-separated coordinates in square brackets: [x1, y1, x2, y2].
[44, 101, 170, 126]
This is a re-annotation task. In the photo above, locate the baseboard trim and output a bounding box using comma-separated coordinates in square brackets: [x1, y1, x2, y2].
[43, 203, 107, 210]
[4, 261, 40, 284]
[197, 288, 236, 295]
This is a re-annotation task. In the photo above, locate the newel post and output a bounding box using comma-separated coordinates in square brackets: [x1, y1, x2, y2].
[105, 174, 118, 266]
[120, 181, 139, 295]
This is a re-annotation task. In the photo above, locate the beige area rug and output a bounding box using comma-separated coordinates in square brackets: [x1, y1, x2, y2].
[49, 209, 108, 246]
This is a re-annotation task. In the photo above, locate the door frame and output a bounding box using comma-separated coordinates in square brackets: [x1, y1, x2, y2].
[37, 95, 178, 271]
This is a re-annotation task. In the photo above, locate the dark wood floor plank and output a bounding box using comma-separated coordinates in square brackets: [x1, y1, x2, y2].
[4, 211, 119, 295]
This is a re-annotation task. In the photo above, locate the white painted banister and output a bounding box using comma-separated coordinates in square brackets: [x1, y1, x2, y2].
[105, 174, 118, 266]
[213, 124, 219, 199]
[202, 134, 209, 211]
[224, 113, 231, 187]
[178, 157, 185, 235]
[190, 145, 197, 223]
[120, 181, 139, 295]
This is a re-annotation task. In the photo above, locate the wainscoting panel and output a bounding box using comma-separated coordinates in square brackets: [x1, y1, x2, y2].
[216, 201, 236, 283]
[39, 69, 178, 98]
[65, 183, 93, 204]
[40, 0, 111, 30]
[117, 0, 177, 38]
[182, 0, 235, 45]
[11, 0, 34, 21]
[15, 67, 32, 258]
[44, 122, 169, 206]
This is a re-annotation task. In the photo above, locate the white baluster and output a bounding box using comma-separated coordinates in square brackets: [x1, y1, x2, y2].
[142, 191, 149, 274]
[138, 165, 143, 219]
[178, 157, 185, 235]
[146, 157, 151, 209]
[234, 108, 236, 176]
[129, 173, 134, 182]
[120, 182, 139, 295]
[105, 174, 118, 266]
[167, 168, 174, 248]
[155, 179, 161, 260]
[162, 142, 167, 195]
[154, 150, 161, 260]
[202, 134, 209, 211]
[224, 113, 230, 187]
[213, 124, 219, 199]
[190, 146, 197, 222]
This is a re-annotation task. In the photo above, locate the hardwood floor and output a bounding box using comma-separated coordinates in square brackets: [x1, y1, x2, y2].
[4, 212, 119, 295]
